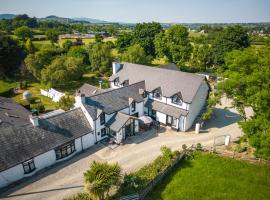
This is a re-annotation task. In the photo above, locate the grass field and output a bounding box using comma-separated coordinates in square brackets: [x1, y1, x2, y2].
[146, 152, 270, 200]
[59, 37, 117, 46]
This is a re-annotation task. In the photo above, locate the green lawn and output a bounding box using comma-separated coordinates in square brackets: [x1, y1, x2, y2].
[146, 152, 270, 200]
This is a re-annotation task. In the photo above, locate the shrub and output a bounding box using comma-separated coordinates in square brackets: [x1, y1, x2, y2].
[196, 143, 203, 151]
[182, 144, 187, 150]
[33, 103, 45, 113]
[63, 193, 89, 200]
[160, 146, 173, 159]
[234, 143, 248, 153]
[27, 96, 36, 104]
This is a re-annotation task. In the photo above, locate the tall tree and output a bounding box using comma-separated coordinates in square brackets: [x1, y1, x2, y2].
[68, 46, 89, 65]
[45, 29, 60, 44]
[84, 161, 121, 200]
[14, 26, 33, 41]
[58, 95, 75, 111]
[155, 25, 192, 65]
[0, 32, 25, 76]
[88, 43, 112, 74]
[115, 32, 133, 53]
[62, 39, 73, 52]
[133, 22, 162, 56]
[218, 46, 270, 160]
[211, 25, 250, 66]
[121, 44, 151, 65]
[191, 44, 213, 71]
[95, 34, 104, 43]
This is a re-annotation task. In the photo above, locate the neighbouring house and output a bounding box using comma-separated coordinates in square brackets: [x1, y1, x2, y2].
[0, 100, 94, 188]
[109, 62, 210, 131]
[0, 96, 31, 127]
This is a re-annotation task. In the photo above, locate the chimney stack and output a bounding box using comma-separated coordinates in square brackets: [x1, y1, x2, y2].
[29, 115, 39, 127]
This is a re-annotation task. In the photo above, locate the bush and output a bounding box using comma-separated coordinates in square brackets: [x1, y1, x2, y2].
[33, 103, 45, 113]
[63, 193, 89, 200]
[160, 146, 173, 159]
[234, 143, 248, 153]
[27, 96, 36, 104]
[182, 144, 187, 150]
[196, 143, 203, 151]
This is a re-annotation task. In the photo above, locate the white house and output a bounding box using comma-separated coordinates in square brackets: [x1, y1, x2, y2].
[0, 103, 94, 188]
[109, 62, 210, 131]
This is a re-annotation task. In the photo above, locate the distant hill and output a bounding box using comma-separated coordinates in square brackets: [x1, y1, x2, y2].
[39, 15, 74, 23]
[72, 17, 109, 24]
[0, 14, 16, 19]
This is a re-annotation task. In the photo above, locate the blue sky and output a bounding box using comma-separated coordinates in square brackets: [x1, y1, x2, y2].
[0, 0, 270, 23]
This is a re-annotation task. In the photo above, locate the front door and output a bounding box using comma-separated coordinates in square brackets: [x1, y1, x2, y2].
[166, 115, 173, 126]
[125, 120, 135, 137]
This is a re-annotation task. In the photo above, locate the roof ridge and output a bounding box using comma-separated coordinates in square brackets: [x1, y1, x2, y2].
[87, 80, 145, 98]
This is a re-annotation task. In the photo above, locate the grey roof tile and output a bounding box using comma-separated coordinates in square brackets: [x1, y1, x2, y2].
[145, 99, 188, 118]
[105, 112, 131, 132]
[0, 108, 93, 172]
[109, 62, 207, 103]
[85, 81, 145, 115]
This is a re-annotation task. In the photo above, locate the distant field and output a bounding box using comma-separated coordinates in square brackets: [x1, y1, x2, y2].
[188, 31, 205, 38]
[146, 152, 270, 200]
[33, 40, 52, 49]
[59, 37, 117, 46]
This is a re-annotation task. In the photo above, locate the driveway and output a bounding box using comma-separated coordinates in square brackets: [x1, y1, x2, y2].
[0, 97, 243, 200]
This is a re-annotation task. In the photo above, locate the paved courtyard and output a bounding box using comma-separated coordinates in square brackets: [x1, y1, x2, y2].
[0, 97, 243, 200]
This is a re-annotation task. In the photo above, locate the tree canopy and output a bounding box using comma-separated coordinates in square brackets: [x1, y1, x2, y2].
[45, 29, 60, 44]
[14, 26, 33, 41]
[218, 46, 270, 159]
[155, 25, 192, 65]
[121, 44, 151, 65]
[0, 32, 25, 76]
[211, 25, 250, 66]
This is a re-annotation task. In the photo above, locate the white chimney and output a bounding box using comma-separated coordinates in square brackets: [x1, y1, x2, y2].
[75, 93, 85, 106]
[112, 62, 123, 74]
[129, 97, 134, 105]
[30, 115, 39, 127]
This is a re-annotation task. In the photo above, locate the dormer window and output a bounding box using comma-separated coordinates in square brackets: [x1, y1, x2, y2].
[100, 112, 105, 125]
[152, 88, 162, 100]
[172, 93, 183, 105]
[142, 91, 148, 98]
[114, 78, 119, 86]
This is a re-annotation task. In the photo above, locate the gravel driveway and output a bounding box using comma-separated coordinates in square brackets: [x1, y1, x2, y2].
[0, 97, 243, 200]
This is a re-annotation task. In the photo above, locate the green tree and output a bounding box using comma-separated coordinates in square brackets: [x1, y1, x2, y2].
[41, 55, 84, 87]
[25, 38, 36, 54]
[218, 46, 270, 160]
[95, 34, 104, 43]
[155, 25, 192, 65]
[14, 26, 33, 41]
[191, 44, 213, 71]
[115, 32, 133, 53]
[133, 22, 162, 56]
[58, 95, 75, 111]
[0, 32, 25, 76]
[62, 40, 73, 52]
[212, 25, 250, 66]
[24, 46, 63, 80]
[84, 161, 121, 200]
[68, 46, 89, 65]
[121, 44, 151, 64]
[88, 43, 112, 74]
[45, 29, 59, 44]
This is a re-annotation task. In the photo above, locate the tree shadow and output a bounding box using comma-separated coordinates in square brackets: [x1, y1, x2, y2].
[203, 108, 243, 129]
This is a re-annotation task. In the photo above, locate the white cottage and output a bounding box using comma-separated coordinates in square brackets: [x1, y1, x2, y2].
[109, 62, 210, 131]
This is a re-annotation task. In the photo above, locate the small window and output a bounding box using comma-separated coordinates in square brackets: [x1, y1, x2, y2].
[172, 117, 177, 127]
[114, 78, 119, 86]
[22, 159, 36, 174]
[55, 141, 76, 160]
[172, 94, 182, 105]
[101, 127, 107, 137]
[142, 91, 148, 98]
[100, 112, 105, 125]
[131, 101, 136, 112]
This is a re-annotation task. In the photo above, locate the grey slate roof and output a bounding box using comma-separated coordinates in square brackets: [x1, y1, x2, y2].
[0, 108, 93, 172]
[85, 81, 145, 116]
[109, 62, 207, 103]
[0, 96, 31, 127]
[76, 83, 104, 97]
[105, 112, 132, 132]
[145, 99, 188, 118]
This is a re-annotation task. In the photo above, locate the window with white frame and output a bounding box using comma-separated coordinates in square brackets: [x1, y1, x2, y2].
[100, 112, 105, 125]
[172, 94, 183, 105]
[152, 88, 162, 100]
[22, 159, 36, 174]
[55, 141, 76, 160]
[101, 127, 107, 137]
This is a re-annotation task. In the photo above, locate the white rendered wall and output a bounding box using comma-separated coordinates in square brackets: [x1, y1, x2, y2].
[185, 81, 209, 131]
[82, 133, 96, 149]
[156, 111, 166, 124]
[0, 164, 24, 188]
